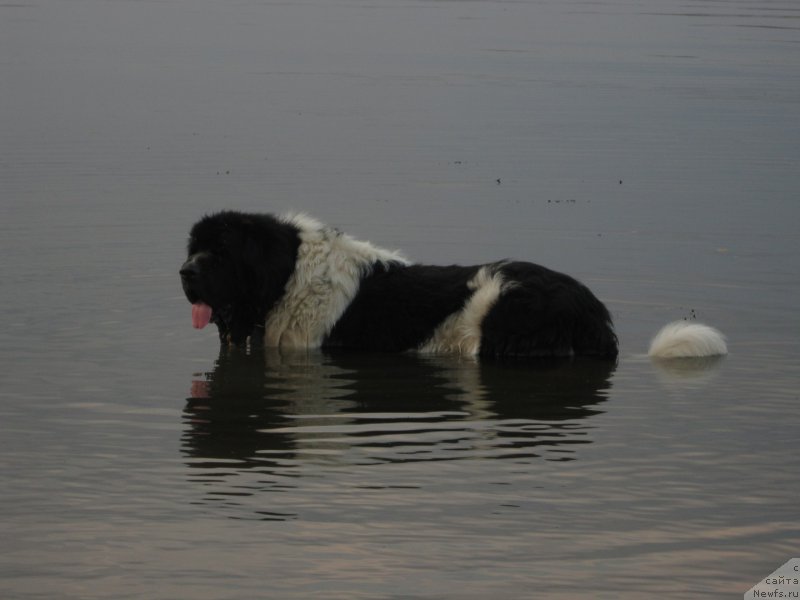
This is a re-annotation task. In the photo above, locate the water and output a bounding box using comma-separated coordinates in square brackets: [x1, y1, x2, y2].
[1, 0, 799, 597]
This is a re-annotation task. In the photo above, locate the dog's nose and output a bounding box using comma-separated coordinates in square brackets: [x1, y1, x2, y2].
[179, 260, 200, 280]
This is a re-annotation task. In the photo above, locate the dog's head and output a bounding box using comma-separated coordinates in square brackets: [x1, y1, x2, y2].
[179, 211, 300, 346]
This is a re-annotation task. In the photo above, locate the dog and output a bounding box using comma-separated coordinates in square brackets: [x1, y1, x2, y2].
[179, 211, 726, 360]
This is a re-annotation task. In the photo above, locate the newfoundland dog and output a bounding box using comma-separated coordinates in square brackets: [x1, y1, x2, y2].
[179, 211, 726, 359]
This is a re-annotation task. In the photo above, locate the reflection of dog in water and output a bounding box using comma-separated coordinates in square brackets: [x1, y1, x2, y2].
[183, 348, 617, 470]
[179, 211, 727, 359]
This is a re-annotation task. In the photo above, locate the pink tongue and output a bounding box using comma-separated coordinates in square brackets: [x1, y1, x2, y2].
[191, 303, 213, 329]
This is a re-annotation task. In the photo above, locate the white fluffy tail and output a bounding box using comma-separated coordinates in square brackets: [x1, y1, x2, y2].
[648, 321, 727, 359]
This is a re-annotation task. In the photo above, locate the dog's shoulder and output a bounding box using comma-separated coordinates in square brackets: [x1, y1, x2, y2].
[281, 212, 411, 271]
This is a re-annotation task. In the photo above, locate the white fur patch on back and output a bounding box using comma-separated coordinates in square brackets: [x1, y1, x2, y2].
[264, 214, 409, 348]
[418, 266, 508, 356]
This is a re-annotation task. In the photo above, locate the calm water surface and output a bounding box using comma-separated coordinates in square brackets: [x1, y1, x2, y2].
[1, 0, 799, 598]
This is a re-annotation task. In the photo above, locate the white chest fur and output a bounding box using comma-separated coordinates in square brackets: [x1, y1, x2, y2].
[264, 214, 408, 348]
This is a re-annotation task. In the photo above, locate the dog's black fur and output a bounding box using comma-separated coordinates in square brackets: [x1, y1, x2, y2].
[180, 212, 301, 346]
[180, 211, 619, 359]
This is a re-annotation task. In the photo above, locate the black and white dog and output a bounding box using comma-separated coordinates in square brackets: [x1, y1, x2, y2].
[179, 211, 726, 360]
